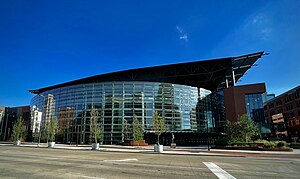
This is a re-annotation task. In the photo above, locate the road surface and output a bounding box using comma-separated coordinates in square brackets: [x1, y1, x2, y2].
[0, 145, 299, 178]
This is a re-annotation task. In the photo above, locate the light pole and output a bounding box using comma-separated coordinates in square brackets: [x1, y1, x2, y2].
[206, 118, 210, 151]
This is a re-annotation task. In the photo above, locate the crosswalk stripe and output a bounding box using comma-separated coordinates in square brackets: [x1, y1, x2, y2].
[203, 162, 236, 179]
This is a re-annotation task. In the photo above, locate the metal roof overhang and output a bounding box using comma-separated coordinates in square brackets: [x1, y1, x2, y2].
[29, 51, 264, 94]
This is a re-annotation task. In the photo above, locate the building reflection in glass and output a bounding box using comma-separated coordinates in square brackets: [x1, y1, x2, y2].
[30, 81, 219, 144]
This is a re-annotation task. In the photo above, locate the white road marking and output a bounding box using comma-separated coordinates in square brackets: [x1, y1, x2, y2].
[103, 158, 138, 162]
[44, 157, 61, 160]
[203, 162, 236, 179]
[81, 176, 106, 179]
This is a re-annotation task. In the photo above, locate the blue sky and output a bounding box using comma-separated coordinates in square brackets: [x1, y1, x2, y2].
[0, 0, 299, 106]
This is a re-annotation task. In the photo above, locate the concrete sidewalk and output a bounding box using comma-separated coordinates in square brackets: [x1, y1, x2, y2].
[1, 142, 300, 158]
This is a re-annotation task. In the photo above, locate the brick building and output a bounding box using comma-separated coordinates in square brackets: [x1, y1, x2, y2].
[264, 85, 300, 141]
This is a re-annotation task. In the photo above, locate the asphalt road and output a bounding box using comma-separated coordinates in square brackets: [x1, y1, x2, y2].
[0, 146, 299, 179]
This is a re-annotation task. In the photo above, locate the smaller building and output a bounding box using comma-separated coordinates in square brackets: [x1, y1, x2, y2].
[267, 94, 276, 101]
[31, 105, 42, 140]
[264, 85, 300, 141]
[57, 107, 74, 144]
[224, 83, 267, 122]
[0, 106, 31, 141]
[224, 83, 270, 134]
[0, 106, 6, 139]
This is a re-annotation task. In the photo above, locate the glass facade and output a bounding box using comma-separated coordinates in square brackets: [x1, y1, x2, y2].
[31, 81, 213, 144]
[245, 93, 267, 123]
[196, 90, 226, 133]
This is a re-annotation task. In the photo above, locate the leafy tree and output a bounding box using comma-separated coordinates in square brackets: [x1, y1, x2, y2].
[56, 120, 64, 143]
[48, 117, 58, 142]
[89, 106, 101, 144]
[40, 128, 48, 142]
[11, 117, 26, 141]
[133, 115, 144, 141]
[152, 111, 166, 145]
[123, 119, 132, 140]
[227, 114, 260, 143]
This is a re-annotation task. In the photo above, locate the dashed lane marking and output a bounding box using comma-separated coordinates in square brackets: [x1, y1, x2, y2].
[103, 158, 138, 162]
[81, 176, 106, 179]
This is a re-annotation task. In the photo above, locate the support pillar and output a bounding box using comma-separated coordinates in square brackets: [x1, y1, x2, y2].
[232, 69, 236, 86]
[225, 77, 229, 88]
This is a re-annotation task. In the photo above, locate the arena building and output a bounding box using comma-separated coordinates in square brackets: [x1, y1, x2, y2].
[29, 52, 264, 145]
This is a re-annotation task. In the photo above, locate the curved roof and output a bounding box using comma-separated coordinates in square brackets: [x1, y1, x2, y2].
[29, 51, 264, 94]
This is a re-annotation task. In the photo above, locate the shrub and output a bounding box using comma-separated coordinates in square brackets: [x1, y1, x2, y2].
[263, 141, 277, 148]
[229, 138, 245, 146]
[214, 137, 229, 146]
[276, 141, 287, 148]
[255, 139, 277, 148]
[231, 142, 249, 146]
[254, 139, 265, 143]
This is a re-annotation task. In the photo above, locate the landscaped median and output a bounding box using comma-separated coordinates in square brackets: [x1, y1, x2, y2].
[213, 139, 293, 151]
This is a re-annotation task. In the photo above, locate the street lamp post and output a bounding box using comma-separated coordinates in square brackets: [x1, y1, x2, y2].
[66, 107, 71, 144]
[206, 118, 210, 151]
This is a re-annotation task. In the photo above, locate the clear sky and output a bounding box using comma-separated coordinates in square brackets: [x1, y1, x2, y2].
[0, 0, 299, 107]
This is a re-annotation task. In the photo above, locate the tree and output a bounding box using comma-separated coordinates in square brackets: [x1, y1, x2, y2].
[56, 121, 64, 143]
[123, 119, 132, 140]
[227, 114, 260, 143]
[40, 129, 48, 142]
[152, 111, 166, 145]
[48, 117, 58, 142]
[133, 115, 144, 141]
[11, 117, 26, 141]
[89, 106, 101, 144]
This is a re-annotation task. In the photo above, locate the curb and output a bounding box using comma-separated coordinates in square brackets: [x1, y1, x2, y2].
[1, 143, 300, 159]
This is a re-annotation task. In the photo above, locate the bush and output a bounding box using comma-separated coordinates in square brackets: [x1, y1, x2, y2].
[255, 140, 288, 148]
[276, 141, 287, 148]
[264, 141, 277, 148]
[255, 139, 277, 148]
[229, 138, 246, 146]
[230, 142, 246, 146]
[214, 137, 229, 146]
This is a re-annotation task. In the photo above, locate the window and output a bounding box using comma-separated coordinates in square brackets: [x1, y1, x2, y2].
[31, 81, 204, 144]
